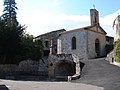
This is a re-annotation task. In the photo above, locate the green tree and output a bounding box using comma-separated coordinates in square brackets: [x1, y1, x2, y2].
[2, 0, 17, 18]
[21, 34, 43, 61]
[0, 0, 25, 64]
[113, 39, 120, 62]
[2, 0, 18, 27]
[0, 20, 25, 64]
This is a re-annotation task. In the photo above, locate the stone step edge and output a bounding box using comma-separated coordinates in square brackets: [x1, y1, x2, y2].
[68, 74, 81, 81]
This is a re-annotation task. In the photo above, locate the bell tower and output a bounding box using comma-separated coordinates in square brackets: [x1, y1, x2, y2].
[113, 15, 120, 41]
[90, 8, 99, 26]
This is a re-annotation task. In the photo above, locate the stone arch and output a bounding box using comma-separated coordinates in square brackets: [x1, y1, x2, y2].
[95, 38, 100, 57]
[54, 60, 75, 77]
[72, 36, 76, 50]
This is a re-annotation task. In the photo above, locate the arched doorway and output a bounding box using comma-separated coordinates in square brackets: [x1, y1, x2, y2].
[54, 60, 75, 76]
[95, 39, 100, 57]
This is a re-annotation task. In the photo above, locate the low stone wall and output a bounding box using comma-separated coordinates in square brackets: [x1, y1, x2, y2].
[0, 60, 39, 77]
[0, 64, 17, 75]
[68, 54, 81, 81]
[110, 61, 120, 67]
[17, 60, 38, 71]
[38, 57, 48, 76]
[16, 60, 39, 75]
[105, 51, 120, 67]
[48, 54, 73, 63]
[105, 51, 113, 62]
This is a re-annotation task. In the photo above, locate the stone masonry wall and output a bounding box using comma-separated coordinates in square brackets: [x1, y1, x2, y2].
[0, 60, 39, 76]
[0, 64, 17, 75]
[36, 29, 66, 54]
[87, 29, 106, 58]
[57, 30, 87, 60]
[48, 54, 80, 80]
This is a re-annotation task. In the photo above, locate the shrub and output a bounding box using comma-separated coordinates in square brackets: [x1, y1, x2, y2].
[113, 39, 120, 62]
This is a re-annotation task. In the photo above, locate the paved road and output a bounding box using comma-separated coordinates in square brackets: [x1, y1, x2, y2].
[0, 80, 104, 90]
[72, 58, 120, 90]
[0, 58, 120, 90]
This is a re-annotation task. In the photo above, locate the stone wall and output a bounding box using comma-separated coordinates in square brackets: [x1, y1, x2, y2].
[38, 57, 48, 76]
[87, 29, 106, 58]
[0, 55, 81, 81]
[17, 60, 39, 75]
[0, 60, 39, 76]
[58, 26, 106, 59]
[48, 54, 74, 79]
[57, 30, 87, 60]
[48, 54, 81, 80]
[35, 29, 66, 55]
[105, 51, 113, 62]
[0, 64, 17, 75]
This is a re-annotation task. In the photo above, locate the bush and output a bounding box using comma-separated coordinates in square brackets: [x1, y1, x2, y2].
[113, 39, 120, 62]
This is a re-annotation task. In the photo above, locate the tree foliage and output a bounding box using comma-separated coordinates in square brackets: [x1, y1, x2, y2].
[0, 0, 25, 64]
[21, 34, 43, 61]
[2, 0, 18, 27]
[113, 39, 120, 62]
[0, 0, 43, 64]
[0, 19, 25, 64]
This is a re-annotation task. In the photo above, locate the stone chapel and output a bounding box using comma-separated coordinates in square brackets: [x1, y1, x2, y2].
[36, 8, 107, 60]
[57, 9, 107, 59]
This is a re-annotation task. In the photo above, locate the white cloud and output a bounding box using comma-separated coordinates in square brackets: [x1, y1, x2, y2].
[17, 12, 90, 36]
[0, 0, 4, 16]
[100, 9, 120, 36]
[52, 0, 60, 6]
[100, 10, 120, 26]
[0, 0, 118, 37]
[18, 10, 118, 37]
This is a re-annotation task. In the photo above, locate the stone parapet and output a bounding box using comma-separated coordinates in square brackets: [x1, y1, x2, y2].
[48, 54, 81, 81]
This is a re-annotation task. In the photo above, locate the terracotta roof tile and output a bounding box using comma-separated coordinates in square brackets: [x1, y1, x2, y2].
[60, 25, 107, 35]
[61, 25, 94, 34]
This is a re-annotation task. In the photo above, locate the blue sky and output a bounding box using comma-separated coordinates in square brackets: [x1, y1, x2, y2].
[0, 0, 120, 36]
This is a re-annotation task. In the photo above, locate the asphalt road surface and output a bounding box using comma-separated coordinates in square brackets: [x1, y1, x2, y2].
[72, 58, 120, 90]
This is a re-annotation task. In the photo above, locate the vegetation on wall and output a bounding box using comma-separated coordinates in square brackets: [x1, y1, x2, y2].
[113, 39, 120, 62]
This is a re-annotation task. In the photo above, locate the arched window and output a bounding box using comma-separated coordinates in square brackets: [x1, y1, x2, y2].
[72, 37, 76, 50]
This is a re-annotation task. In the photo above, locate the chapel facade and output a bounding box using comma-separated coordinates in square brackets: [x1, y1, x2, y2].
[57, 9, 107, 59]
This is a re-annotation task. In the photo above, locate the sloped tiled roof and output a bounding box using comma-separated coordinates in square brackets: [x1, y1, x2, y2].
[35, 29, 66, 38]
[60, 25, 107, 35]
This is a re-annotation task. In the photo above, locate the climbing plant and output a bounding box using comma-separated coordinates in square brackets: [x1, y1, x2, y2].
[113, 39, 120, 62]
